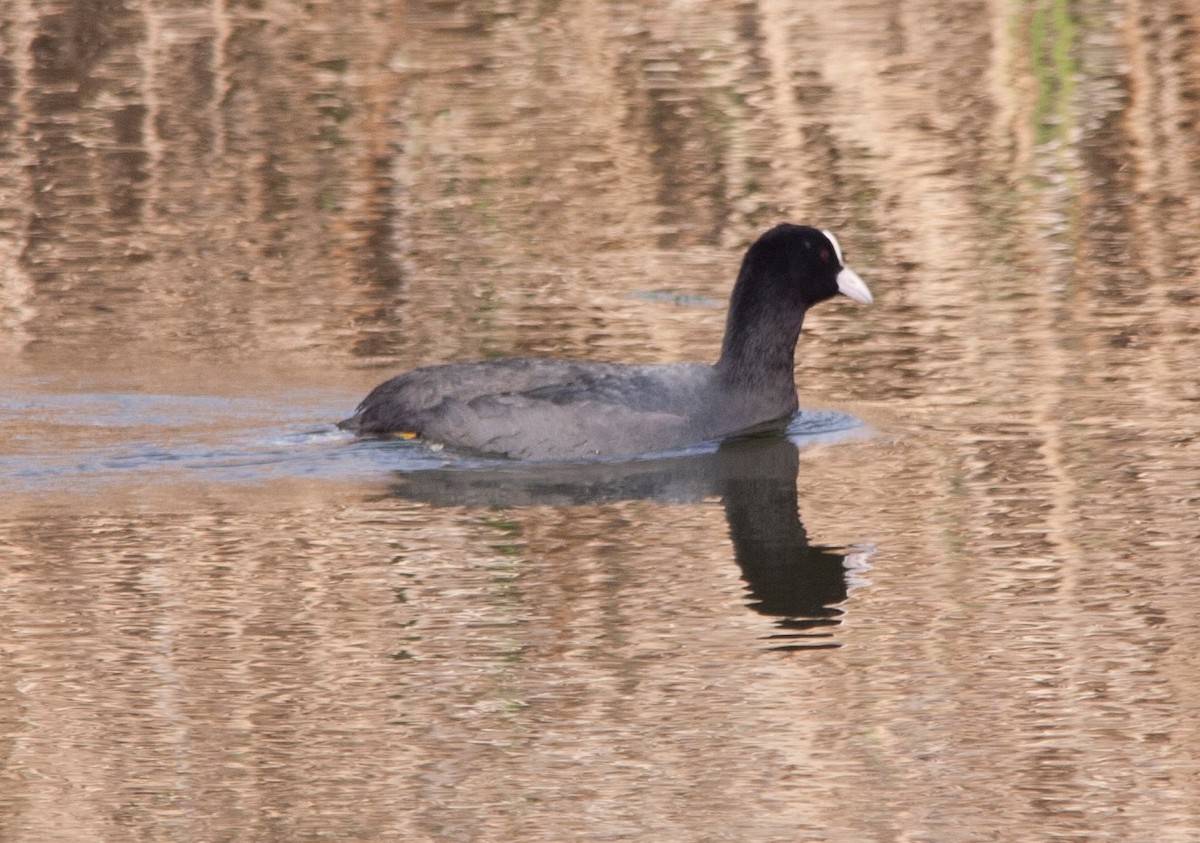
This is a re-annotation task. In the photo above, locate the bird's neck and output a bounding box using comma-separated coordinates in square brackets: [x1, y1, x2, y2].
[714, 308, 805, 397]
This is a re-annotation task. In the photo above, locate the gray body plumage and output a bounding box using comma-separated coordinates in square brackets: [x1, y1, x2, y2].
[341, 358, 795, 460]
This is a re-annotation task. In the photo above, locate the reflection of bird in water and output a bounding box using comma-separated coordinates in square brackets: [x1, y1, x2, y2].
[384, 428, 872, 649]
[717, 436, 873, 650]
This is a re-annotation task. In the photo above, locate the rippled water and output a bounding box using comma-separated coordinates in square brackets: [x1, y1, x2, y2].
[2, 0, 1199, 840]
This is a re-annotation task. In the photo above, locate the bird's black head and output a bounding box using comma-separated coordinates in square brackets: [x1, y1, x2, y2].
[717, 224, 872, 383]
[736, 224, 872, 308]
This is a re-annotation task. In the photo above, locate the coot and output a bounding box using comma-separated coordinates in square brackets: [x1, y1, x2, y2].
[340, 224, 872, 460]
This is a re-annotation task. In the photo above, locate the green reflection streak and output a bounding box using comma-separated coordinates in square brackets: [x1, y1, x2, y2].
[1028, 0, 1079, 145]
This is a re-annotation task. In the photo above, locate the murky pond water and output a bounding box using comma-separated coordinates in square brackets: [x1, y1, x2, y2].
[2, 0, 1200, 840]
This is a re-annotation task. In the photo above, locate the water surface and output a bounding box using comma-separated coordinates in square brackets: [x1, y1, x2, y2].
[1, 0, 1199, 840]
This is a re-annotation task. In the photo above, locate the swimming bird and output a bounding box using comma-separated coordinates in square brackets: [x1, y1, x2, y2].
[339, 224, 872, 460]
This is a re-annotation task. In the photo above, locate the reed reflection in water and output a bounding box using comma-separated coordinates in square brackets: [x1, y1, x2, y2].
[1, 0, 1199, 840]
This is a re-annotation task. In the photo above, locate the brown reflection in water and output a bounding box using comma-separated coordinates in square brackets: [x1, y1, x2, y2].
[0, 0, 1199, 840]
[0, 496, 818, 839]
[0, 0, 409, 361]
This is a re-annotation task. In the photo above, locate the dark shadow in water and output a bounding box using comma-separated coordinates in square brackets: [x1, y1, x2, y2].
[387, 434, 872, 649]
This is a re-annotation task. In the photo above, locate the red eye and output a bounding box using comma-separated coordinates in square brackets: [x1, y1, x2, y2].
[820, 248, 831, 263]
